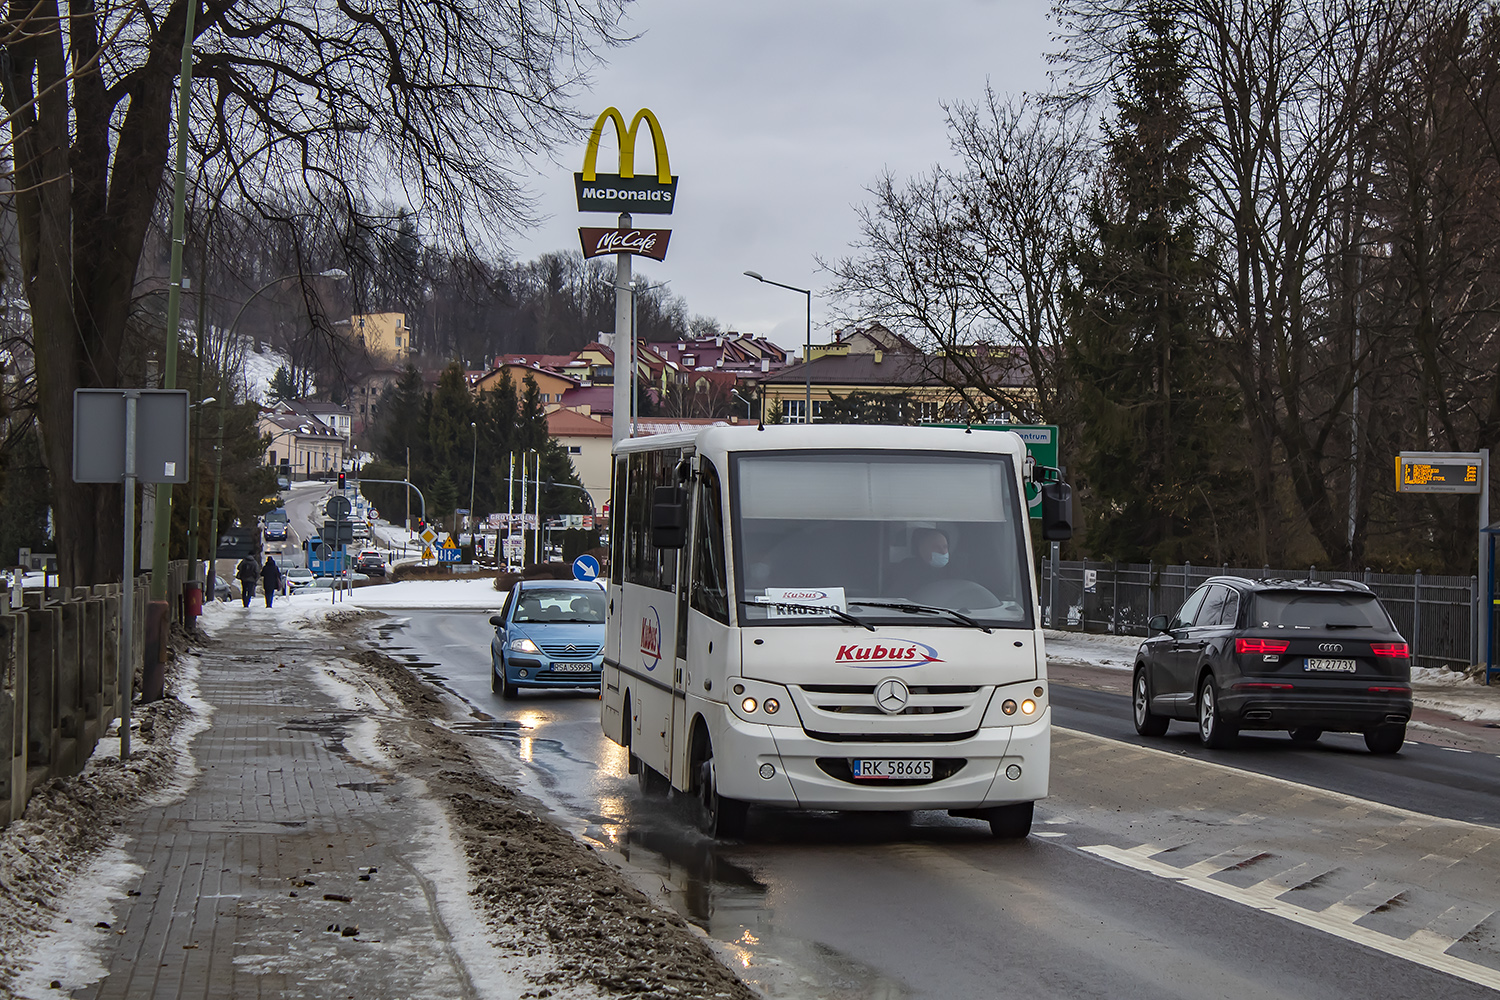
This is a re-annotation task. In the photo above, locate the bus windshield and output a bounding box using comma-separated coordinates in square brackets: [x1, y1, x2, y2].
[731, 450, 1033, 628]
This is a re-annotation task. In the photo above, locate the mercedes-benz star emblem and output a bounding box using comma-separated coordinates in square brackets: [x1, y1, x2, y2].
[875, 678, 910, 715]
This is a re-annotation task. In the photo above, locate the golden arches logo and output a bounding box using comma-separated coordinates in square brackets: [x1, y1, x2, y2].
[580, 107, 672, 183]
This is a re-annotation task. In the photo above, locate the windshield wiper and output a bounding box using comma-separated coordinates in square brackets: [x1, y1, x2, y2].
[847, 600, 993, 633]
[740, 599, 876, 631]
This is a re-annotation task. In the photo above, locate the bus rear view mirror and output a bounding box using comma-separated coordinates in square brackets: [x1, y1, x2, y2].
[1040, 481, 1073, 541]
[652, 486, 688, 548]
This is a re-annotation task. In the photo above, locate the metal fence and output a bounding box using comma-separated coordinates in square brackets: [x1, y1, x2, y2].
[1038, 559, 1479, 670]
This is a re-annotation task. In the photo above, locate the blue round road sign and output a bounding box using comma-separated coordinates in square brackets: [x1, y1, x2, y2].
[572, 554, 600, 581]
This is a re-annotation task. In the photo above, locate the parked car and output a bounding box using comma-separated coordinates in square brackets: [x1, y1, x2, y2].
[284, 567, 316, 592]
[489, 580, 606, 697]
[1132, 577, 1412, 753]
[213, 574, 231, 601]
[354, 549, 386, 577]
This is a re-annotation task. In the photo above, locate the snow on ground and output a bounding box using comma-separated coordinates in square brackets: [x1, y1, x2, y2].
[236, 339, 295, 403]
[1043, 629, 1142, 671]
[346, 577, 506, 609]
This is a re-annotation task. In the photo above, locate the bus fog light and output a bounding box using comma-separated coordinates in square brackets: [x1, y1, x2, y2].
[1021, 699, 1036, 715]
[1006, 764, 1022, 780]
[1002, 699, 1017, 715]
[1034, 686, 1044, 697]
[764, 698, 780, 714]
[759, 763, 775, 779]
[733, 683, 746, 696]
[742, 697, 758, 713]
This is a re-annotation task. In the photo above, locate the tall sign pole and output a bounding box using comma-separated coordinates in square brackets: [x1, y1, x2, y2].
[613, 213, 632, 446]
[574, 107, 677, 448]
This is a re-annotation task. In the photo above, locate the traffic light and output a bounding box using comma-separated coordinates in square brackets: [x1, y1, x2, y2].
[337, 472, 346, 491]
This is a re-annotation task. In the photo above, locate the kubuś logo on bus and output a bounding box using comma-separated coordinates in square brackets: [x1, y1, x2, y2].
[780, 590, 830, 601]
[640, 606, 662, 672]
[835, 640, 943, 667]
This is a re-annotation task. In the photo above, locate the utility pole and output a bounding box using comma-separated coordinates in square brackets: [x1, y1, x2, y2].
[148, 0, 201, 601]
[611, 212, 632, 447]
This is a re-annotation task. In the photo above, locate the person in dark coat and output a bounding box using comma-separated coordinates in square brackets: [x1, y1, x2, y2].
[261, 556, 283, 607]
[235, 555, 259, 607]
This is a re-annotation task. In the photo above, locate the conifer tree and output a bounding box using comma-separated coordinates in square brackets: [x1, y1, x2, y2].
[1061, 3, 1229, 561]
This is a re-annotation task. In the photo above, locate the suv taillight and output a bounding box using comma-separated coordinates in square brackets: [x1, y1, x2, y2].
[1235, 638, 1291, 655]
[1370, 643, 1409, 658]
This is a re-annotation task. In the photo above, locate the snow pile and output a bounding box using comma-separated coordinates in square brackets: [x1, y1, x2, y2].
[1043, 629, 1142, 671]
[0, 662, 207, 998]
[347, 577, 507, 610]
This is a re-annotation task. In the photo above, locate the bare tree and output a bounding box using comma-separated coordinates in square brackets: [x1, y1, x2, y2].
[827, 90, 1090, 424]
[1, 0, 628, 586]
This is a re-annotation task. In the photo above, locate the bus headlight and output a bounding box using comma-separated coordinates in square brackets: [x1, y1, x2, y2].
[1021, 699, 1036, 715]
[728, 679, 794, 724]
[1002, 699, 1018, 715]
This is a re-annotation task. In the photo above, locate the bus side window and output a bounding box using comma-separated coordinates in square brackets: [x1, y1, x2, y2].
[691, 458, 729, 624]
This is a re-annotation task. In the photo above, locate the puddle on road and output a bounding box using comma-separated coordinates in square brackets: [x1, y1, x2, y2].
[380, 615, 910, 999]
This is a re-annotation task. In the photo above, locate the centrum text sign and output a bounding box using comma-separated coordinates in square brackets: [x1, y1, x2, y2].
[575, 107, 678, 215]
[579, 227, 671, 261]
[1395, 451, 1485, 494]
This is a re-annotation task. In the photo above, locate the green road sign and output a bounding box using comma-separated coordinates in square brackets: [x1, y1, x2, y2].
[935, 423, 1059, 517]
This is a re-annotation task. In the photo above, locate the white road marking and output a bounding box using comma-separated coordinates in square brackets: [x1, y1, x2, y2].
[1058, 727, 1500, 835]
[1083, 842, 1500, 991]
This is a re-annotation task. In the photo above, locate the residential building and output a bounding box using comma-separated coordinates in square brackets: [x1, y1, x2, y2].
[260, 408, 349, 477]
[338, 312, 413, 364]
[350, 366, 403, 435]
[760, 344, 1033, 425]
[545, 408, 613, 514]
[475, 361, 580, 406]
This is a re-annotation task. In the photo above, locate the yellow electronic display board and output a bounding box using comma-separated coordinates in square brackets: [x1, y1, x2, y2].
[1395, 453, 1484, 494]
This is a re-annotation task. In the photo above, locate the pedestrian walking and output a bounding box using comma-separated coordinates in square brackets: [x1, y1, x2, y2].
[235, 555, 259, 607]
[261, 556, 283, 608]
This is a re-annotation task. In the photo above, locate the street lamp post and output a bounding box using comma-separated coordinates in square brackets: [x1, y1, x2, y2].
[730, 388, 753, 421]
[468, 421, 478, 539]
[151, 267, 349, 597]
[744, 271, 812, 423]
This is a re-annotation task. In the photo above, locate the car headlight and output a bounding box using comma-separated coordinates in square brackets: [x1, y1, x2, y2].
[509, 637, 540, 654]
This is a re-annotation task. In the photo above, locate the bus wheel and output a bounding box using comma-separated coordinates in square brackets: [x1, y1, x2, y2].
[636, 758, 669, 797]
[697, 753, 748, 839]
[985, 802, 1033, 839]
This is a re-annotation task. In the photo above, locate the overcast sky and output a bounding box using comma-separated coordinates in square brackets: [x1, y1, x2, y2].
[508, 0, 1060, 356]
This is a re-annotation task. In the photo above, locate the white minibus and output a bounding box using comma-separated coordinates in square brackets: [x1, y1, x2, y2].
[601, 424, 1071, 838]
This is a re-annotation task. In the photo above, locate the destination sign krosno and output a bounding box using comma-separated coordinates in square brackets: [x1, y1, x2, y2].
[1395, 451, 1485, 494]
[574, 107, 677, 215]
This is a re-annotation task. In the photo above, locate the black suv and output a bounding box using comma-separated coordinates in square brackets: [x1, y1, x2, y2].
[1133, 577, 1412, 754]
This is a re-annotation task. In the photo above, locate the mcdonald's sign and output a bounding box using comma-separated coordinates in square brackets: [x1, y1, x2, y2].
[575, 107, 678, 215]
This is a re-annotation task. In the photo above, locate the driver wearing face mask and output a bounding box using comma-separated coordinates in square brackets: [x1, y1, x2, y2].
[895, 527, 953, 595]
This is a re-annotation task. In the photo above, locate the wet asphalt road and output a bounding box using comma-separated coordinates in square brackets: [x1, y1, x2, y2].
[377, 609, 1500, 1000]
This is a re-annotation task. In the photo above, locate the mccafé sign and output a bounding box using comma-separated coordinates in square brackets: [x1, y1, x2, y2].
[575, 107, 678, 215]
[579, 227, 672, 261]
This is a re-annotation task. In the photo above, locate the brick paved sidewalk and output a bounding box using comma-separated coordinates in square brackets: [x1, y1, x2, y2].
[71, 605, 513, 1000]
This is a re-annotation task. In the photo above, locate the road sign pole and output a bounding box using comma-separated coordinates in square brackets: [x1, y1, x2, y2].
[1481, 448, 1490, 670]
[120, 394, 138, 759]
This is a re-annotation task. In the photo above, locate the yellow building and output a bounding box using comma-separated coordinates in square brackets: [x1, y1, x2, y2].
[343, 313, 413, 363]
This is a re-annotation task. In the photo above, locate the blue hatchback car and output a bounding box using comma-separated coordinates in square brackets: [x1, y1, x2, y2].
[490, 579, 607, 697]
